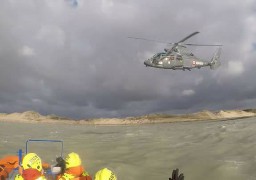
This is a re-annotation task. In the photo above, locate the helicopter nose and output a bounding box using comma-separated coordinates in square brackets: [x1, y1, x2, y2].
[144, 60, 150, 66]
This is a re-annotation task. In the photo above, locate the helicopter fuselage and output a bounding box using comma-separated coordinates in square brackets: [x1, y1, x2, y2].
[144, 52, 209, 70]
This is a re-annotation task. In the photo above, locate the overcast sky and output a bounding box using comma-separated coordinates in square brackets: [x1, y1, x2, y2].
[0, 0, 255, 119]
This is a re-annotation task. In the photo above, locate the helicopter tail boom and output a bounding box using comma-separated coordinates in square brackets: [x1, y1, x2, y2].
[210, 47, 222, 70]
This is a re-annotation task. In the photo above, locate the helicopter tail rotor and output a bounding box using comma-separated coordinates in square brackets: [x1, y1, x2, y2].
[210, 47, 222, 70]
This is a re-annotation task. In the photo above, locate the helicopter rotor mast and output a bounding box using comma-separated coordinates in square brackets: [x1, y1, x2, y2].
[166, 32, 223, 54]
[168, 31, 200, 53]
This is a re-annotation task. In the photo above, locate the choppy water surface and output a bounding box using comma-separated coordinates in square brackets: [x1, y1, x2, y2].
[1, 118, 256, 180]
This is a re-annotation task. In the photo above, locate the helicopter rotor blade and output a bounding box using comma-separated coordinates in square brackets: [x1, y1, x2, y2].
[127, 37, 171, 44]
[184, 43, 223, 46]
[128, 32, 222, 48]
[128, 32, 201, 45]
[165, 32, 200, 53]
[178, 31, 200, 43]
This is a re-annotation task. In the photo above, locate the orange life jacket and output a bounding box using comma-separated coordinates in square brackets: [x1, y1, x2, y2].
[22, 169, 41, 180]
[58, 165, 92, 180]
[0, 155, 19, 180]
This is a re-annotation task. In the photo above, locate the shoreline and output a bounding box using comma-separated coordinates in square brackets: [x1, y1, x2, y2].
[0, 109, 256, 125]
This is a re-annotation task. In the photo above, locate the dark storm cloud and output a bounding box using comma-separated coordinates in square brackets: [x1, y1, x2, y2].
[0, 0, 255, 119]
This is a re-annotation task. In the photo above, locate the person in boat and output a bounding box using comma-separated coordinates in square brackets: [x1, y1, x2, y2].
[14, 153, 46, 180]
[57, 152, 92, 180]
[94, 168, 117, 180]
[93, 167, 182, 180]
[0, 155, 19, 180]
[169, 168, 184, 180]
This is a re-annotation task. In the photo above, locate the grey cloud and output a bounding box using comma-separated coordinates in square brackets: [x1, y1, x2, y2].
[0, 0, 255, 119]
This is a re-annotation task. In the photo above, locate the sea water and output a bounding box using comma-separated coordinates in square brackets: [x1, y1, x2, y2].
[1, 117, 256, 180]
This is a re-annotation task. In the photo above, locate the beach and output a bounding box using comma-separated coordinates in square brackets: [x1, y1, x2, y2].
[0, 109, 255, 125]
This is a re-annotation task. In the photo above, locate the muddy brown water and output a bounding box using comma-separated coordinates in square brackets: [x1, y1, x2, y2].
[1, 117, 256, 180]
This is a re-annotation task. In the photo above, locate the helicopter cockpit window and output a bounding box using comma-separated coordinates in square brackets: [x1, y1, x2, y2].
[153, 52, 166, 59]
[152, 53, 159, 59]
[152, 52, 166, 65]
[173, 48, 178, 52]
[177, 55, 182, 61]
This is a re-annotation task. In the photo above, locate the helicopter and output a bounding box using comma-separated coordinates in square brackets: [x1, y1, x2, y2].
[129, 32, 222, 71]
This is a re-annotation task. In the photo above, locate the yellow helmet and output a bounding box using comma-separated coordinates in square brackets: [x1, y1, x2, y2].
[22, 153, 42, 171]
[65, 152, 81, 169]
[14, 174, 24, 180]
[95, 168, 117, 180]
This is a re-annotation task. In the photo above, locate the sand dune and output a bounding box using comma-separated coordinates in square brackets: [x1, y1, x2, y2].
[0, 109, 255, 125]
